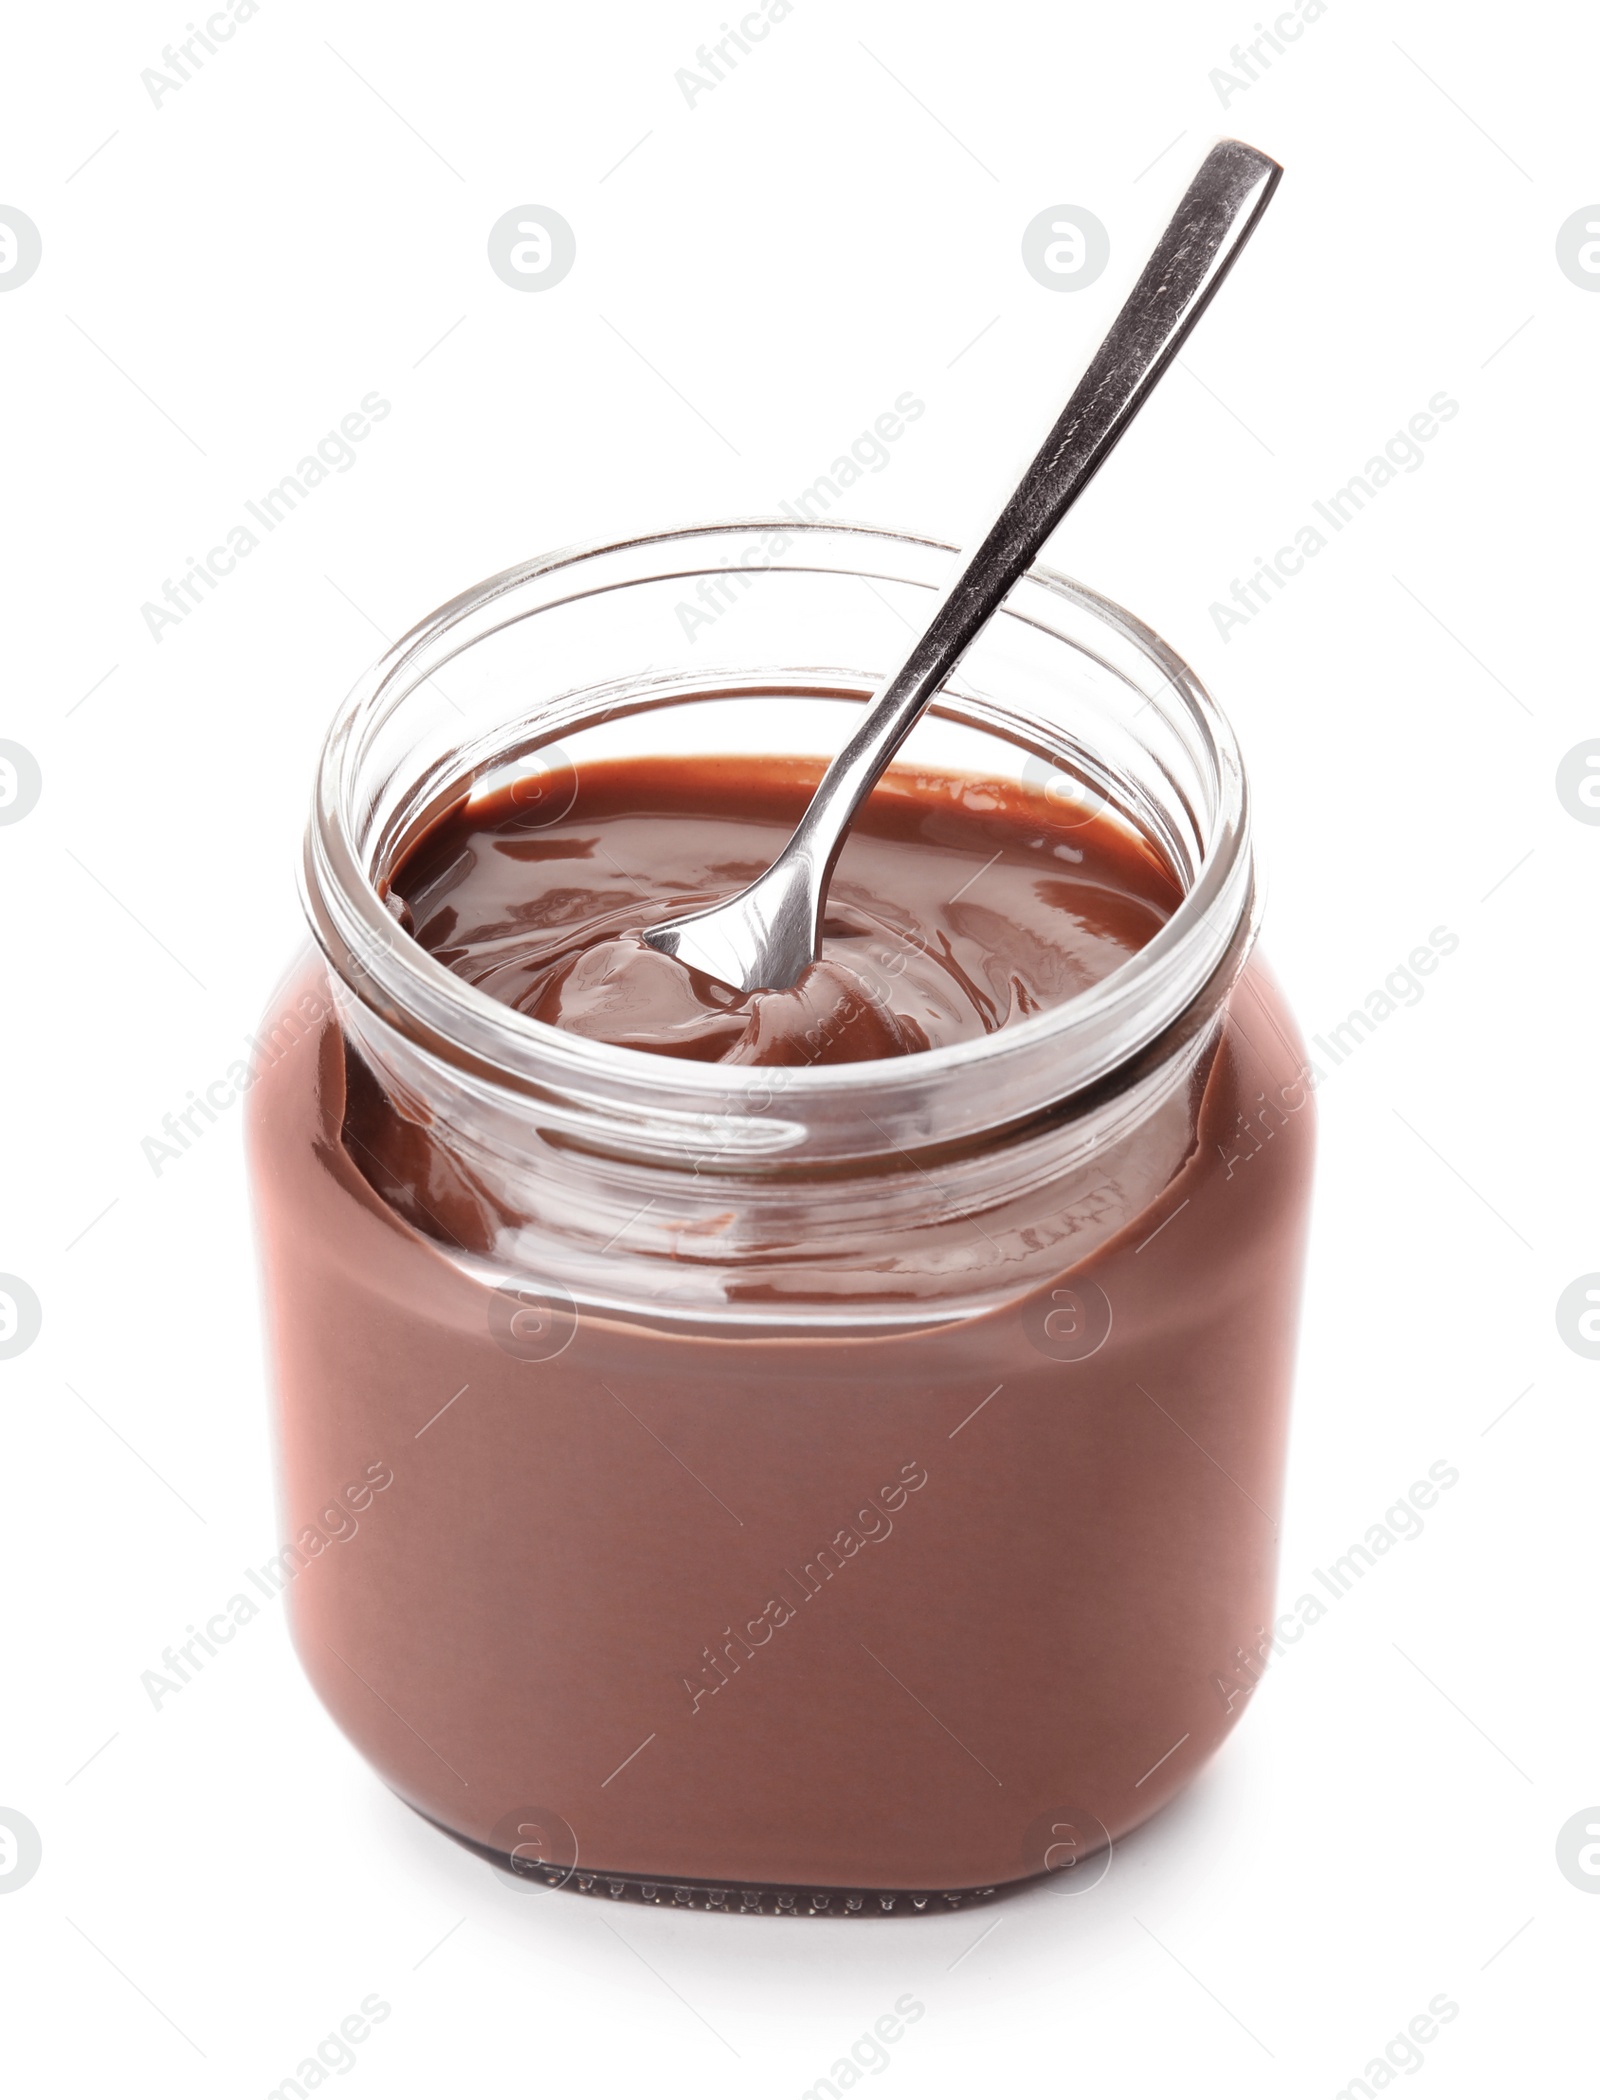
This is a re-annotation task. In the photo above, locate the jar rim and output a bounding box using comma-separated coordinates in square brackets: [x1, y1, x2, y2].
[302, 519, 1253, 1160]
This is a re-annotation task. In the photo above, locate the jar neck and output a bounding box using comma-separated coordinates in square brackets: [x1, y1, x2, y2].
[302, 523, 1255, 1181]
[330, 918, 1245, 1326]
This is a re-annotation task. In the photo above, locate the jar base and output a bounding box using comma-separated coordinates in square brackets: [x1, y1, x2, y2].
[413, 1802, 1009, 1918]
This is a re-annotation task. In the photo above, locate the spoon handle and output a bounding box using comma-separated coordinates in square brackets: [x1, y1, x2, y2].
[792, 137, 1281, 877]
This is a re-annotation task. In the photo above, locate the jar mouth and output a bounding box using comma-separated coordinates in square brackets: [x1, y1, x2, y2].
[302, 520, 1252, 1164]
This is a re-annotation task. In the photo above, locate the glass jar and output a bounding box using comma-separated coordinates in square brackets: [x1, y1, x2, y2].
[246, 521, 1314, 1913]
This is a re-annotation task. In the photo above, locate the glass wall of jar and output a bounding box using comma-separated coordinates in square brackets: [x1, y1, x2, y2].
[246, 524, 1315, 1911]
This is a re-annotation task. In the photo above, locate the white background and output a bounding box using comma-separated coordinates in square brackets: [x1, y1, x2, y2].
[3, 0, 1596, 2092]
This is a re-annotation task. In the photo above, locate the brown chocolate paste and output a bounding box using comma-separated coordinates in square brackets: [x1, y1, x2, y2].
[248, 751, 1314, 1906]
[387, 754, 1183, 1066]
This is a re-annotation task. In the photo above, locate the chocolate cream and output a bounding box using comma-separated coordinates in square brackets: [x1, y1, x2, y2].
[248, 750, 1314, 1904]
[385, 755, 1182, 1066]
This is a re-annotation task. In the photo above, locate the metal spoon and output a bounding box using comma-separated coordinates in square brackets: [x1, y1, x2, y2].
[644, 137, 1282, 994]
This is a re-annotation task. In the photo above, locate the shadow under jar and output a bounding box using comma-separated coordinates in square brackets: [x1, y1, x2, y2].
[246, 521, 1315, 1915]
